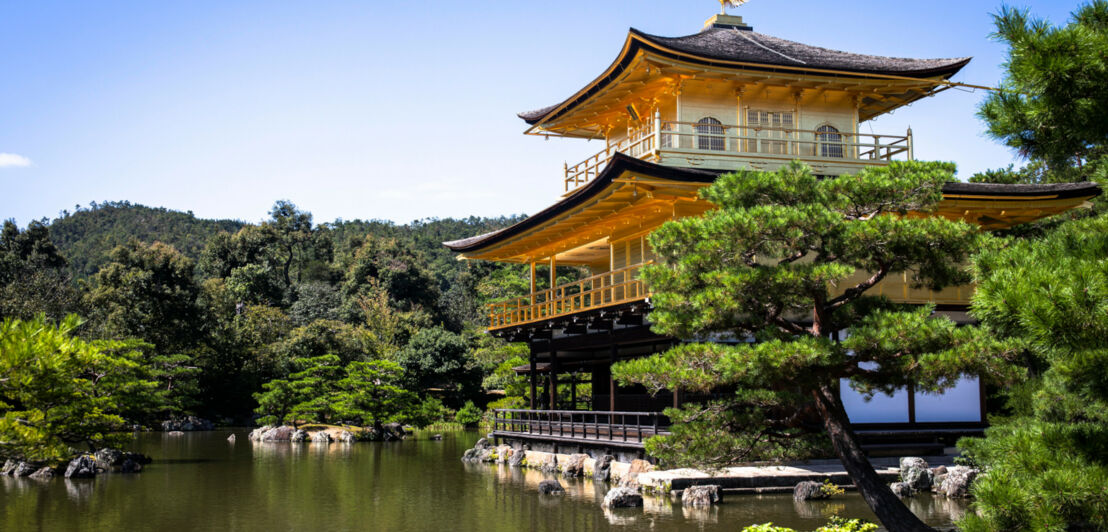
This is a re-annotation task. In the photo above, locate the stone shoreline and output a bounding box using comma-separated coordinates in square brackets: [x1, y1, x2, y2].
[461, 438, 980, 510]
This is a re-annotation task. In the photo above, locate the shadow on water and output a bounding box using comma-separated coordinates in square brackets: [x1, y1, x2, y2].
[0, 429, 967, 531]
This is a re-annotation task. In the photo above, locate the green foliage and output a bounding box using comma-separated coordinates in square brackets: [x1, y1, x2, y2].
[272, 320, 373, 366]
[740, 525, 795, 532]
[342, 236, 439, 318]
[254, 356, 420, 429]
[613, 161, 1012, 529]
[0, 220, 78, 321]
[395, 327, 480, 406]
[0, 315, 161, 460]
[740, 518, 877, 532]
[454, 401, 483, 427]
[253, 378, 298, 427]
[84, 240, 201, 356]
[6, 200, 527, 420]
[979, 1, 1108, 174]
[334, 360, 417, 428]
[408, 396, 449, 428]
[820, 479, 846, 497]
[287, 355, 345, 423]
[48, 201, 244, 279]
[959, 213, 1108, 531]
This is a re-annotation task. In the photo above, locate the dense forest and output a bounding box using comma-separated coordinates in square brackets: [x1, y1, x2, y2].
[1, 200, 537, 429]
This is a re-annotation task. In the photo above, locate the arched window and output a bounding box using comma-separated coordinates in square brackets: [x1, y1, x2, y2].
[696, 117, 725, 151]
[816, 125, 844, 158]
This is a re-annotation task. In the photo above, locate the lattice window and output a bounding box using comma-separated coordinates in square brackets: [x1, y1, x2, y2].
[696, 116, 725, 151]
[746, 110, 794, 154]
[817, 124, 844, 158]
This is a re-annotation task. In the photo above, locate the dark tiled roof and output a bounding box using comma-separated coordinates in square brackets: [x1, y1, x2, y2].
[443, 157, 1102, 254]
[638, 27, 970, 78]
[519, 26, 970, 126]
[942, 181, 1102, 199]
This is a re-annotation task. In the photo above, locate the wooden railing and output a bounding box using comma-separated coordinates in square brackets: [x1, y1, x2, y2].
[487, 261, 652, 329]
[564, 111, 912, 191]
[564, 117, 658, 191]
[492, 409, 669, 447]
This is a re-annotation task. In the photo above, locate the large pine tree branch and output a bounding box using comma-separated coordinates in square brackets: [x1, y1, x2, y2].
[825, 261, 891, 310]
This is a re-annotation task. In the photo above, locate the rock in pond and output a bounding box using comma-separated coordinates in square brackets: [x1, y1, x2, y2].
[620, 459, 654, 488]
[538, 479, 565, 495]
[508, 448, 526, 467]
[793, 481, 829, 501]
[602, 487, 643, 509]
[227, 434, 236, 443]
[12, 461, 39, 477]
[682, 485, 722, 507]
[561, 454, 588, 478]
[473, 437, 491, 450]
[429, 434, 443, 441]
[1, 459, 18, 475]
[161, 416, 214, 432]
[337, 430, 358, 443]
[382, 422, 407, 440]
[890, 482, 914, 498]
[939, 466, 979, 498]
[290, 429, 308, 442]
[311, 431, 332, 443]
[166, 431, 185, 437]
[29, 467, 55, 480]
[93, 448, 151, 473]
[65, 455, 99, 479]
[460, 448, 482, 463]
[248, 426, 272, 442]
[537, 453, 557, 473]
[593, 455, 614, 482]
[261, 426, 296, 442]
[900, 456, 933, 491]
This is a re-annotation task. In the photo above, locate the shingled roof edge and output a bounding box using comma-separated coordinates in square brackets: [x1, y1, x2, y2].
[443, 160, 1102, 254]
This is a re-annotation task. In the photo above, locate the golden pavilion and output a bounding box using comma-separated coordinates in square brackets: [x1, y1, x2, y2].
[444, 13, 1101, 455]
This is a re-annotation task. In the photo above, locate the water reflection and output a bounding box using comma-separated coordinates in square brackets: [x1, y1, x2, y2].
[0, 430, 969, 532]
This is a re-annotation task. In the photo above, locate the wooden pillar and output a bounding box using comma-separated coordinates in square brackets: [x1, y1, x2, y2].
[528, 342, 537, 409]
[529, 262, 536, 305]
[549, 349, 559, 410]
[570, 373, 577, 411]
[907, 382, 917, 425]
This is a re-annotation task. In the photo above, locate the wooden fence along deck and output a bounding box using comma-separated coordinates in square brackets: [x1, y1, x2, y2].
[492, 409, 669, 449]
[564, 110, 912, 192]
[486, 262, 651, 330]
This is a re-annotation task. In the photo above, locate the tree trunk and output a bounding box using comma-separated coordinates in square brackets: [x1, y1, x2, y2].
[812, 384, 935, 532]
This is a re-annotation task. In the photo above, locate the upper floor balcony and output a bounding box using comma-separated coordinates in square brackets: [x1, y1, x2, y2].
[563, 110, 912, 193]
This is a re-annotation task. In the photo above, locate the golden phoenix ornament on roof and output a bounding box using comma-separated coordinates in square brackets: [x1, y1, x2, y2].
[719, 0, 750, 13]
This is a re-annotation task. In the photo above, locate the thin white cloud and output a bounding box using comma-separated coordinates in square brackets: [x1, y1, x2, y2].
[0, 153, 32, 168]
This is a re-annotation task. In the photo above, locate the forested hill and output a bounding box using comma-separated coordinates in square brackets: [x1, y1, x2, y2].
[49, 201, 246, 278]
[45, 201, 525, 281]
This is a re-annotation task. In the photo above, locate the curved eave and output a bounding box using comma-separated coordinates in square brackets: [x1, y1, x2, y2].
[520, 29, 969, 130]
[444, 159, 1102, 257]
[442, 153, 720, 254]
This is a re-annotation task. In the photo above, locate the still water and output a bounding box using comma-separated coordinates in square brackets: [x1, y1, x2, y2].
[0, 430, 965, 531]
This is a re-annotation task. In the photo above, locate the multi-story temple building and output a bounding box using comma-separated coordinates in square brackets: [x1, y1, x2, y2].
[444, 13, 1100, 456]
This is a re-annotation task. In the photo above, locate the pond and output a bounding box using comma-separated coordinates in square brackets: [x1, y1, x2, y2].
[0, 430, 966, 531]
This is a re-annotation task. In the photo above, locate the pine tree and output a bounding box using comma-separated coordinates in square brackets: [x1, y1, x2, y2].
[613, 161, 1018, 532]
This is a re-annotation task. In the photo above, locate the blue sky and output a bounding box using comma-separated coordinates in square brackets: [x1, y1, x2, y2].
[0, 0, 1077, 226]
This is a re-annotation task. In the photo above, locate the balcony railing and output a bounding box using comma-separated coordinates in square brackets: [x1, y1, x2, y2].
[487, 261, 652, 330]
[492, 408, 669, 448]
[564, 112, 912, 192]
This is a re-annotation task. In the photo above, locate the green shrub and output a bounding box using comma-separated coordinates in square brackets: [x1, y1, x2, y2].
[454, 401, 482, 427]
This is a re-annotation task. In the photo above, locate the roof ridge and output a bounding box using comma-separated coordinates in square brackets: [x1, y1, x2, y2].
[736, 29, 806, 65]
